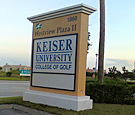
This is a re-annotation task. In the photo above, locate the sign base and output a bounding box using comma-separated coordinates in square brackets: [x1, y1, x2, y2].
[23, 89, 93, 111]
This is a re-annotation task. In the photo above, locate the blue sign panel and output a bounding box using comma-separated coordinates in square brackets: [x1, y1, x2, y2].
[20, 70, 30, 76]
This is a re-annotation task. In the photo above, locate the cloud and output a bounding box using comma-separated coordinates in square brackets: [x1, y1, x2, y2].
[105, 58, 134, 72]
[0, 57, 30, 66]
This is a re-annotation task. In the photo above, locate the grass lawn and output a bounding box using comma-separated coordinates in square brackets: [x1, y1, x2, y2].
[0, 70, 30, 81]
[0, 77, 30, 81]
[0, 97, 135, 115]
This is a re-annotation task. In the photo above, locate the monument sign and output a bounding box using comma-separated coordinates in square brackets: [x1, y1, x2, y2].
[23, 4, 96, 111]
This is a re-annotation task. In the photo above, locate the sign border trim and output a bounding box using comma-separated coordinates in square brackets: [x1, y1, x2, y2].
[31, 33, 78, 91]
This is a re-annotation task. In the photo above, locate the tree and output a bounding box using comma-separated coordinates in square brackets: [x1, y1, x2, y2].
[87, 32, 92, 53]
[108, 66, 121, 79]
[132, 69, 135, 73]
[98, 0, 105, 83]
[126, 72, 134, 80]
[122, 66, 128, 81]
[108, 66, 117, 78]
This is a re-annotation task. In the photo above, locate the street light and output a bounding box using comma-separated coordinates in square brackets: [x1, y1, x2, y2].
[95, 53, 98, 79]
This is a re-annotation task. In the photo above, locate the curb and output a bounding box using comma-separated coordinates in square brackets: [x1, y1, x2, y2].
[0, 104, 13, 109]
[0, 104, 56, 115]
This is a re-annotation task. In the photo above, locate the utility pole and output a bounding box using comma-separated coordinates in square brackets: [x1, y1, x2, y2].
[134, 61, 135, 73]
[134, 61, 135, 70]
[95, 54, 98, 79]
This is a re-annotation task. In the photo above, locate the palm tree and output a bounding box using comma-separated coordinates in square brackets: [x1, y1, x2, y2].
[98, 0, 105, 83]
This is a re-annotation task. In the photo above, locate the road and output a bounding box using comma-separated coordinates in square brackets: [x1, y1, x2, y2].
[0, 80, 30, 97]
[0, 81, 55, 115]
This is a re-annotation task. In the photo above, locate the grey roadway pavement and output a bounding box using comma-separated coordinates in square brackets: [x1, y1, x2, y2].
[0, 81, 55, 115]
[0, 80, 30, 97]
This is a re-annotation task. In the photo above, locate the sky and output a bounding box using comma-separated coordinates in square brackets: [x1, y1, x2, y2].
[0, 0, 135, 72]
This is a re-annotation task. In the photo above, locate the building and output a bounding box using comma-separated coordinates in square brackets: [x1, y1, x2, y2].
[86, 67, 106, 74]
[86, 67, 93, 73]
[2, 63, 31, 72]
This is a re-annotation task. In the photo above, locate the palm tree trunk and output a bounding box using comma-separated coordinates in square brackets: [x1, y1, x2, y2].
[98, 0, 105, 83]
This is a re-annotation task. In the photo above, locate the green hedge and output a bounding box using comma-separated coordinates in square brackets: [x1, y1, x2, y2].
[6, 72, 12, 77]
[86, 83, 135, 105]
[127, 82, 135, 85]
[86, 72, 93, 76]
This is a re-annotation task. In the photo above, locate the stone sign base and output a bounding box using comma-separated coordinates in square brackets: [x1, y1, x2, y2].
[23, 89, 93, 111]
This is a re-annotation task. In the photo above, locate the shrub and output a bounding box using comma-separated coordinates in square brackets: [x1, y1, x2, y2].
[6, 72, 12, 77]
[86, 72, 93, 77]
[11, 70, 20, 74]
[86, 83, 135, 105]
[123, 98, 135, 105]
[127, 82, 135, 85]
[103, 77, 128, 86]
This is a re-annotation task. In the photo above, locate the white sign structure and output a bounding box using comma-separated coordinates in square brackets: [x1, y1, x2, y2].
[31, 34, 77, 90]
[24, 4, 96, 111]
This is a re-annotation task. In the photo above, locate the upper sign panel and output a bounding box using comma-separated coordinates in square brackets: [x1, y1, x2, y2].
[33, 14, 80, 39]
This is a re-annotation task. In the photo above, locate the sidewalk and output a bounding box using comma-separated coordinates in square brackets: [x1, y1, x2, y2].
[0, 104, 56, 115]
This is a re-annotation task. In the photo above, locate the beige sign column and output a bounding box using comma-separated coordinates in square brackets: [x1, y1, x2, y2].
[23, 4, 96, 111]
